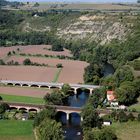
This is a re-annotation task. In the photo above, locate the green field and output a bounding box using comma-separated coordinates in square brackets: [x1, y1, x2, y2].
[111, 121, 140, 140]
[0, 120, 34, 140]
[0, 94, 44, 104]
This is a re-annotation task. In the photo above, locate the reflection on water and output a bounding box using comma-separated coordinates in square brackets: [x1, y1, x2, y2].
[63, 125, 83, 140]
[68, 92, 89, 107]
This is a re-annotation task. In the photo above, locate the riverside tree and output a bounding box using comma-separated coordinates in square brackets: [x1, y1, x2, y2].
[81, 104, 102, 129]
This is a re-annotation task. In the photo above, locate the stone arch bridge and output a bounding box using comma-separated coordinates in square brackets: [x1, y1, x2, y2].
[0, 80, 100, 95]
[2, 102, 112, 122]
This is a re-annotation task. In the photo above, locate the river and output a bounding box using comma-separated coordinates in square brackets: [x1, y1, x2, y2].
[61, 63, 115, 140]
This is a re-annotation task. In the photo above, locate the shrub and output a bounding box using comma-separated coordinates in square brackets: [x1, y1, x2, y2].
[127, 113, 135, 121]
[0, 59, 5, 65]
[23, 58, 32, 65]
[118, 110, 128, 122]
[137, 113, 140, 121]
[56, 63, 63, 68]
[0, 96, 3, 101]
[7, 51, 12, 56]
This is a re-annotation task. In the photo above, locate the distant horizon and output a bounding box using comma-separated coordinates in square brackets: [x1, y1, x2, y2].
[9, 0, 137, 4]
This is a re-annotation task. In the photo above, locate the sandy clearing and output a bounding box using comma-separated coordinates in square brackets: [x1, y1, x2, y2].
[0, 86, 48, 98]
[0, 66, 57, 82]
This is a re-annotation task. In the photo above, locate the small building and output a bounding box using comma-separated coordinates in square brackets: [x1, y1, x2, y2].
[119, 105, 127, 110]
[107, 91, 116, 102]
[110, 101, 119, 107]
[103, 121, 112, 126]
[33, 14, 39, 18]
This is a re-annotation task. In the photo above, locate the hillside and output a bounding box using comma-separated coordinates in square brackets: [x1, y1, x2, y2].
[0, 9, 140, 84]
[20, 12, 137, 45]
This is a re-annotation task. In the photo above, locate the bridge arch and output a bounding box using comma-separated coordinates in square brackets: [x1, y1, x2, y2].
[15, 83, 21, 86]
[19, 107, 28, 113]
[76, 88, 90, 97]
[69, 112, 81, 125]
[56, 111, 67, 124]
[7, 83, 14, 86]
[30, 84, 39, 88]
[50, 86, 60, 89]
[10, 107, 18, 111]
[29, 108, 38, 112]
[22, 84, 29, 87]
[40, 85, 49, 88]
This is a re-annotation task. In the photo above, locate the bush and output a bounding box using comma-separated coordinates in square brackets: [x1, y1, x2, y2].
[56, 63, 63, 68]
[118, 110, 128, 122]
[23, 58, 32, 65]
[127, 113, 135, 121]
[0, 96, 3, 101]
[0, 59, 5, 65]
[0, 103, 10, 114]
[137, 113, 140, 121]
[7, 51, 12, 56]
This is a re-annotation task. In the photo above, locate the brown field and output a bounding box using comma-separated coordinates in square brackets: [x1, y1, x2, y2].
[6, 56, 89, 83]
[60, 3, 140, 10]
[0, 86, 48, 98]
[0, 45, 72, 59]
[20, 3, 140, 11]
[0, 45, 88, 84]
[0, 46, 22, 58]
[20, 45, 72, 57]
[0, 66, 57, 82]
[58, 61, 88, 83]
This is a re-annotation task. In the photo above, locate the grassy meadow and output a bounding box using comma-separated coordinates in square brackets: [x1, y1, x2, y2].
[0, 94, 44, 104]
[0, 120, 34, 140]
[111, 121, 140, 140]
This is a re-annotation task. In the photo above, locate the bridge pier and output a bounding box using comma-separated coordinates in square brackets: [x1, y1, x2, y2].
[89, 89, 93, 95]
[81, 117, 83, 122]
[66, 113, 69, 122]
[74, 88, 77, 94]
